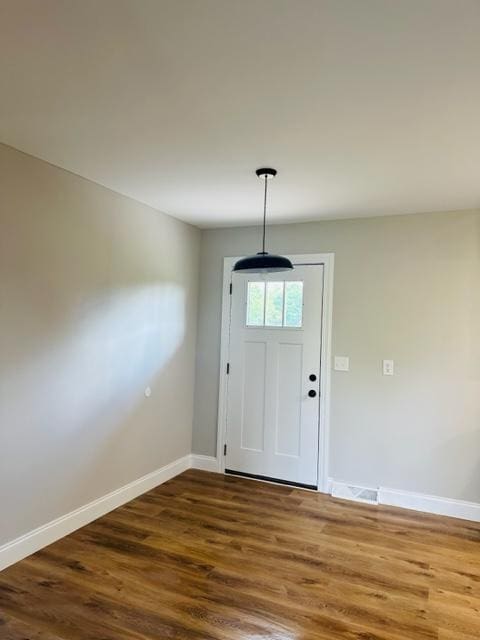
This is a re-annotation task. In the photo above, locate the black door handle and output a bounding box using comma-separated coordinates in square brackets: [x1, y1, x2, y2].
[308, 390, 317, 398]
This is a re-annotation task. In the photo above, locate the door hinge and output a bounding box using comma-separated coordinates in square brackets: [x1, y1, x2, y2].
[226, 362, 230, 374]
[229, 283, 233, 295]
[223, 444, 227, 456]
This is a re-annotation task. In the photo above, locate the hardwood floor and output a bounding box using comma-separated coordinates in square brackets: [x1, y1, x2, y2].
[1, 470, 479, 639]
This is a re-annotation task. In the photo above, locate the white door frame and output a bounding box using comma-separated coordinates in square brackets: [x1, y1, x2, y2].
[216, 253, 334, 492]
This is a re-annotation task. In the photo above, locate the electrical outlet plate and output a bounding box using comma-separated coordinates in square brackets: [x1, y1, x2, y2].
[334, 356, 349, 371]
[383, 360, 394, 376]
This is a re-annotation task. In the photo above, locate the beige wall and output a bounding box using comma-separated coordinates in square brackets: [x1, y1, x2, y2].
[0, 144, 200, 546]
[193, 211, 480, 503]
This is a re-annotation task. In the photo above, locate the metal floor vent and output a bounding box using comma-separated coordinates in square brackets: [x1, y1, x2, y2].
[331, 482, 379, 505]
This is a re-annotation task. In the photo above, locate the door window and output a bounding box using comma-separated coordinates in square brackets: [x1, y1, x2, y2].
[246, 281, 303, 328]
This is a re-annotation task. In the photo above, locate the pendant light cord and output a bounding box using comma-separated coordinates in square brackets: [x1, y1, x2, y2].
[262, 174, 268, 254]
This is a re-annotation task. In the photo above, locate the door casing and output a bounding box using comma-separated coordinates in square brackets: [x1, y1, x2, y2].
[216, 253, 335, 492]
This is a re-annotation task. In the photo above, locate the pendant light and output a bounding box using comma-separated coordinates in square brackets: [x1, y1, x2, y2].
[233, 168, 293, 273]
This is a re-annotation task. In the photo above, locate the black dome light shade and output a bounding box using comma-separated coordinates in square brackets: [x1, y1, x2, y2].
[233, 252, 293, 273]
[233, 168, 293, 273]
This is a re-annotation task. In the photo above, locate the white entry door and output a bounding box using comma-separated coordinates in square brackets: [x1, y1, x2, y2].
[225, 263, 324, 488]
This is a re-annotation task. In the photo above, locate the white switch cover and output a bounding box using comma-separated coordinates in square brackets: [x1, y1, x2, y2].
[145, 386, 152, 397]
[383, 360, 394, 376]
[334, 356, 350, 371]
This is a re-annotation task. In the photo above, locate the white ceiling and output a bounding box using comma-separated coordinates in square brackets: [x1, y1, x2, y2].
[1, 0, 479, 228]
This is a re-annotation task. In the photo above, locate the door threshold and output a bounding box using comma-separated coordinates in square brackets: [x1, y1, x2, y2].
[225, 469, 317, 491]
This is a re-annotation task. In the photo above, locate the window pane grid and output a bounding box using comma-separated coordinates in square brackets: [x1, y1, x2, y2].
[265, 282, 284, 326]
[246, 281, 265, 326]
[246, 281, 303, 328]
[284, 281, 303, 328]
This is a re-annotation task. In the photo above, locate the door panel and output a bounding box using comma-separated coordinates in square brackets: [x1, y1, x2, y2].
[276, 342, 303, 457]
[241, 341, 266, 451]
[225, 264, 324, 487]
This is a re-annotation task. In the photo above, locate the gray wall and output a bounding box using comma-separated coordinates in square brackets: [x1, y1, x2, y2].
[0, 144, 200, 546]
[193, 211, 480, 502]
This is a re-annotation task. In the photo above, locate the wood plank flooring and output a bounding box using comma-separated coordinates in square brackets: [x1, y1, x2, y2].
[1, 469, 480, 639]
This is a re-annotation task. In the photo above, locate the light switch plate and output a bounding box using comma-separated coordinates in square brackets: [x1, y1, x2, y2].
[383, 360, 394, 376]
[334, 356, 350, 372]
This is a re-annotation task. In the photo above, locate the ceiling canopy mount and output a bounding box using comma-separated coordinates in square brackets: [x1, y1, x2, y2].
[255, 167, 277, 179]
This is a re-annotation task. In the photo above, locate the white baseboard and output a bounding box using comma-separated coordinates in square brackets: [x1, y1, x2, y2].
[6, 457, 476, 574]
[328, 477, 480, 522]
[378, 487, 480, 522]
[190, 454, 220, 473]
[0, 454, 191, 572]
